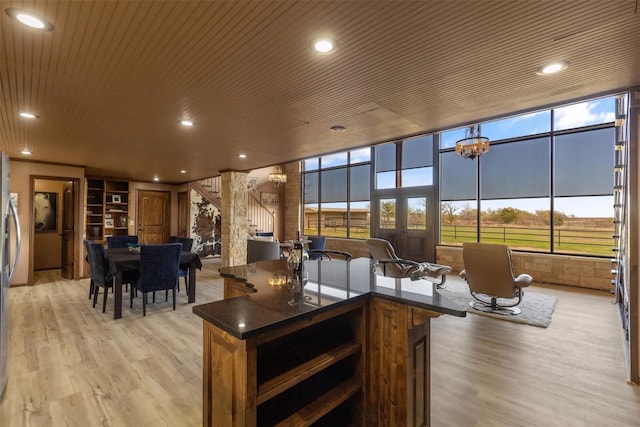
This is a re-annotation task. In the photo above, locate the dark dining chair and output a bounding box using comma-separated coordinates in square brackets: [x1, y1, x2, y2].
[85, 240, 113, 313]
[130, 243, 182, 316]
[306, 249, 353, 261]
[306, 236, 326, 260]
[106, 235, 138, 249]
[169, 236, 194, 292]
[83, 239, 96, 299]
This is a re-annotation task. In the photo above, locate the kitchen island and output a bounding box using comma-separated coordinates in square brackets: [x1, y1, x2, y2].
[193, 257, 465, 426]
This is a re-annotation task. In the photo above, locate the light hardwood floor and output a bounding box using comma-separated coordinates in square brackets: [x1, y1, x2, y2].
[1, 259, 639, 426]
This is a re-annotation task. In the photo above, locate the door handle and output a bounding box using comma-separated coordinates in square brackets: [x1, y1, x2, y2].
[9, 197, 21, 282]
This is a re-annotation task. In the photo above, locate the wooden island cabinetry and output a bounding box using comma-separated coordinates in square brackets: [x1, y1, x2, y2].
[194, 258, 465, 426]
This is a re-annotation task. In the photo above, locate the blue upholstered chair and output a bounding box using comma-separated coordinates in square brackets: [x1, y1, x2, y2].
[85, 240, 113, 313]
[106, 235, 138, 249]
[105, 235, 139, 291]
[83, 239, 96, 299]
[307, 236, 326, 260]
[130, 243, 182, 316]
[169, 236, 194, 292]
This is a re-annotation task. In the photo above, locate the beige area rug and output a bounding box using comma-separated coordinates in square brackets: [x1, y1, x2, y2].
[436, 279, 558, 328]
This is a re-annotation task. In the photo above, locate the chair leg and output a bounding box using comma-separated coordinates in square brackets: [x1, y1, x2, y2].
[89, 279, 94, 299]
[130, 287, 134, 308]
[183, 276, 189, 294]
[102, 286, 109, 313]
[92, 285, 99, 308]
[152, 291, 156, 303]
[173, 288, 176, 310]
[165, 289, 169, 301]
[142, 292, 146, 316]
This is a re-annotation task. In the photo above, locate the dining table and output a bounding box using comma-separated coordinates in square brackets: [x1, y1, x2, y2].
[106, 247, 203, 319]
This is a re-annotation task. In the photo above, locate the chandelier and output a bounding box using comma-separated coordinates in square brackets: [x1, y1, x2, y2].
[455, 125, 490, 159]
[268, 166, 287, 187]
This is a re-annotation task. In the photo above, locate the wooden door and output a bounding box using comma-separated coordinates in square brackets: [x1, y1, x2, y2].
[178, 191, 188, 237]
[61, 181, 75, 279]
[137, 190, 171, 244]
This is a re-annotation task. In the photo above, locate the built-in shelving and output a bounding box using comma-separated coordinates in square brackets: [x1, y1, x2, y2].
[202, 302, 365, 425]
[84, 177, 130, 243]
[612, 94, 629, 340]
[254, 308, 364, 425]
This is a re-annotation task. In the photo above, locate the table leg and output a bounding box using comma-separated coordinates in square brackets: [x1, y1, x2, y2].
[113, 271, 123, 319]
[188, 264, 196, 303]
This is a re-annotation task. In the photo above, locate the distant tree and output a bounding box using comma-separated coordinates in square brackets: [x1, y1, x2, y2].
[536, 209, 566, 226]
[458, 203, 477, 223]
[499, 207, 518, 224]
[407, 203, 425, 228]
[441, 202, 457, 225]
[380, 201, 396, 226]
[481, 208, 500, 223]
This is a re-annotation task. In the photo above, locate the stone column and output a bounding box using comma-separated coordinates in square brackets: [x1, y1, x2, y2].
[284, 161, 302, 241]
[221, 170, 248, 267]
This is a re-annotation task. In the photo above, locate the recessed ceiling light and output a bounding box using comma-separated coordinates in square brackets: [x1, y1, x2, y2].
[238, 154, 247, 158]
[180, 120, 193, 127]
[6, 8, 54, 31]
[179, 169, 187, 174]
[313, 37, 336, 54]
[21, 149, 32, 155]
[19, 112, 38, 119]
[330, 125, 346, 132]
[536, 60, 569, 75]
[153, 176, 160, 182]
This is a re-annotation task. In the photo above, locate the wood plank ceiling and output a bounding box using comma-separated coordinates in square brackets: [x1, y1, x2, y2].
[0, 0, 638, 183]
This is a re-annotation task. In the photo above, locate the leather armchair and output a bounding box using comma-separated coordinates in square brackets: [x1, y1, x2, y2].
[460, 242, 533, 315]
[366, 238, 451, 286]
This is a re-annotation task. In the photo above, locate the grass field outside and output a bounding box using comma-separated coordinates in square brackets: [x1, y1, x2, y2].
[305, 223, 613, 257]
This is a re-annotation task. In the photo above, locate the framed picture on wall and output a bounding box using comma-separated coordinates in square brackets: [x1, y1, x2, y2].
[261, 192, 279, 208]
[34, 191, 57, 232]
[112, 195, 122, 203]
[105, 219, 115, 228]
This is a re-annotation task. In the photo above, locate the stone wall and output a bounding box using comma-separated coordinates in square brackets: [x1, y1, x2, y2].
[319, 239, 612, 291]
[283, 161, 302, 241]
[436, 245, 612, 291]
[324, 238, 370, 259]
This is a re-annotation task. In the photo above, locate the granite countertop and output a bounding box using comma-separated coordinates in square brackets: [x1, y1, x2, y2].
[193, 257, 466, 339]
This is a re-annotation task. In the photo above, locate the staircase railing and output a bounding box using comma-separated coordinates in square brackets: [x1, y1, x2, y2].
[190, 177, 222, 211]
[191, 176, 275, 234]
[248, 191, 275, 233]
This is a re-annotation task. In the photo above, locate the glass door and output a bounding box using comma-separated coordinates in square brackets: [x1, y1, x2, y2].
[373, 188, 435, 262]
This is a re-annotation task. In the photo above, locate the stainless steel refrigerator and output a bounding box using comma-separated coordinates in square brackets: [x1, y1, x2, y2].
[0, 152, 21, 399]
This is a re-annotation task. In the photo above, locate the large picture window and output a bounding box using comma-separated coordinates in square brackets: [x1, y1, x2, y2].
[303, 149, 371, 238]
[439, 96, 616, 256]
[301, 94, 617, 257]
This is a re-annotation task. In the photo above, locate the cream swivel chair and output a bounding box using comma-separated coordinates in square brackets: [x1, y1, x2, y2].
[460, 242, 533, 315]
[366, 238, 452, 286]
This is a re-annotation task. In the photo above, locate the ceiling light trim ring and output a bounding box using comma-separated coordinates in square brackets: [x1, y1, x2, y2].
[6, 8, 54, 31]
